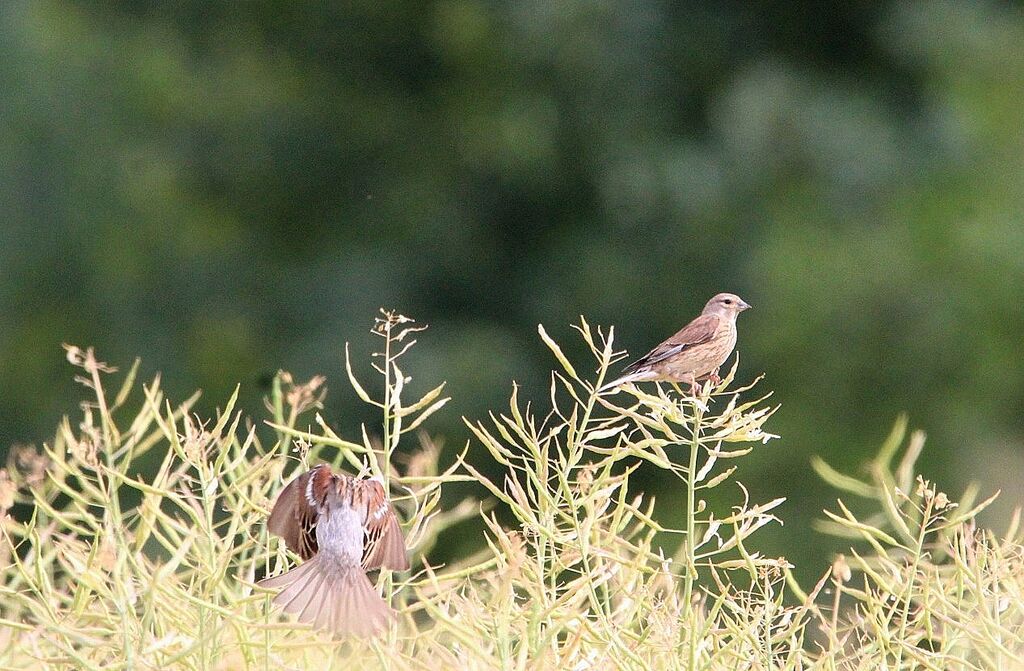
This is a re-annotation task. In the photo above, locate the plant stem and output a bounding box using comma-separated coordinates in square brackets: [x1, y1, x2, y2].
[383, 325, 392, 492]
[894, 495, 932, 669]
[381, 322, 396, 610]
[683, 401, 705, 671]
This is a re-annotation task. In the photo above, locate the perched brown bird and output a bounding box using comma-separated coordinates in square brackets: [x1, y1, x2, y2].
[602, 292, 751, 394]
[258, 465, 409, 637]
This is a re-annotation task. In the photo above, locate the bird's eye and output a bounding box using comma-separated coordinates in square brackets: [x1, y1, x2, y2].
[723, 299, 732, 305]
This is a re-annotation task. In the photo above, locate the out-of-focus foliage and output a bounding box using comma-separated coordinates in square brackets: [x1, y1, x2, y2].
[1, 0, 1022, 576]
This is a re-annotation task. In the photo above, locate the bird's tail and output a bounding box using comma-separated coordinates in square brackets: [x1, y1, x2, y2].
[598, 370, 656, 394]
[259, 554, 393, 637]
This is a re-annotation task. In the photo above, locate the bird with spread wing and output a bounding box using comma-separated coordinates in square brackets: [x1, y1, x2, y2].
[259, 464, 408, 637]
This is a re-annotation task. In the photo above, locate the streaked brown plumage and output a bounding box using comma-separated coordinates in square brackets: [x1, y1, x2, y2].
[259, 465, 409, 637]
[603, 292, 751, 394]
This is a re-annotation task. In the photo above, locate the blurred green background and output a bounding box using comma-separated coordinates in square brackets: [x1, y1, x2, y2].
[2, 1, 1022, 579]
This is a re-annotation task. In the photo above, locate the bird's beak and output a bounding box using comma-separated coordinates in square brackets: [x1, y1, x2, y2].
[740, 300, 751, 311]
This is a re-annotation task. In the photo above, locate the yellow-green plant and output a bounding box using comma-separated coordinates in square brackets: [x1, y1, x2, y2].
[0, 312, 1020, 670]
[813, 418, 1023, 669]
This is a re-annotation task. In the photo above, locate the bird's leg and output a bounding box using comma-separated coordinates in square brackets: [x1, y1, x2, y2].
[708, 369, 722, 385]
[679, 373, 699, 397]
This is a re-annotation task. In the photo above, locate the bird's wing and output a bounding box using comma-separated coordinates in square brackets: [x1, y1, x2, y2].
[361, 480, 410, 572]
[266, 466, 322, 560]
[622, 314, 720, 374]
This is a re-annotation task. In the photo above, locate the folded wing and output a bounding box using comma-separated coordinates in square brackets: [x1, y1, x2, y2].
[622, 314, 720, 374]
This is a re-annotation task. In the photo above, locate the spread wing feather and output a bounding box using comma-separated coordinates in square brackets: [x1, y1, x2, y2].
[361, 481, 410, 571]
[266, 467, 321, 560]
